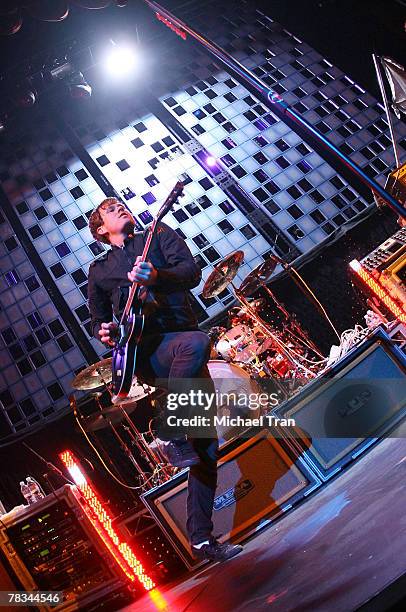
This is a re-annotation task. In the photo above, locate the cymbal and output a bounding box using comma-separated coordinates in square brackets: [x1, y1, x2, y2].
[82, 402, 137, 432]
[239, 257, 279, 296]
[71, 358, 113, 390]
[202, 251, 244, 298]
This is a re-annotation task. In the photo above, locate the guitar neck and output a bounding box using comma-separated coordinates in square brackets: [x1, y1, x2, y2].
[118, 181, 183, 324]
[121, 218, 158, 322]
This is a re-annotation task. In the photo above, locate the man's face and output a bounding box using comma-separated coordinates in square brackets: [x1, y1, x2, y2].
[97, 200, 136, 240]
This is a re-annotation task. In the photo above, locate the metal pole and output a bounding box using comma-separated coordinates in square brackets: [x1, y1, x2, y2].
[145, 0, 406, 219]
[372, 54, 401, 167]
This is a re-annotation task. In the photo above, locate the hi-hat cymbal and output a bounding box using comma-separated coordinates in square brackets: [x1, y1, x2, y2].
[82, 402, 138, 432]
[72, 358, 113, 390]
[239, 257, 279, 296]
[202, 251, 244, 298]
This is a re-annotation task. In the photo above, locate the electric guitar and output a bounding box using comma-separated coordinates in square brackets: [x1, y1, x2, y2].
[111, 181, 184, 400]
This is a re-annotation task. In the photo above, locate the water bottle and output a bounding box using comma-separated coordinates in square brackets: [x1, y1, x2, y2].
[20, 481, 33, 505]
[26, 477, 45, 503]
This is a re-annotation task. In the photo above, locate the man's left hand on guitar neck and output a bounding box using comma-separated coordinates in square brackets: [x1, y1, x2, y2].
[127, 255, 159, 286]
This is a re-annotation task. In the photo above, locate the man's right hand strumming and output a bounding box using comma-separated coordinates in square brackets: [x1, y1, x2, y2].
[98, 322, 118, 347]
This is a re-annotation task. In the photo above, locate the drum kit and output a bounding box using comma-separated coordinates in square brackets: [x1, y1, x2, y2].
[204, 250, 325, 382]
[70, 249, 326, 491]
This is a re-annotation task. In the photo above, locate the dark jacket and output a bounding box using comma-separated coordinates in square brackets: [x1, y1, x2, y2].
[87, 222, 202, 341]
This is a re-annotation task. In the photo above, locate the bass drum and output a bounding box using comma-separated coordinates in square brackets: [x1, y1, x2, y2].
[207, 360, 263, 445]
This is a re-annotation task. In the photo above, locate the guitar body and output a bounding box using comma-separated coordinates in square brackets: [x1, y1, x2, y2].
[110, 181, 184, 401]
[112, 312, 144, 400]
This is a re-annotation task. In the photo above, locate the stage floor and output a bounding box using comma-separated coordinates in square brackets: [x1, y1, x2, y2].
[123, 425, 406, 612]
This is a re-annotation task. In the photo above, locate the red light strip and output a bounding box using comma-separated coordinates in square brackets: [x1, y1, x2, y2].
[349, 260, 406, 323]
[155, 12, 187, 39]
[59, 450, 155, 591]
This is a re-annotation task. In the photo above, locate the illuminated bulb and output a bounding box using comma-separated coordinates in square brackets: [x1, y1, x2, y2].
[349, 259, 361, 272]
[105, 45, 138, 76]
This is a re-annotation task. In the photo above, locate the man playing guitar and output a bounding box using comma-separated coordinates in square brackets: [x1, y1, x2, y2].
[87, 196, 242, 562]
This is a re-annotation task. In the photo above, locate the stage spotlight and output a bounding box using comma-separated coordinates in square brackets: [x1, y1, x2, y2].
[14, 81, 37, 108]
[104, 44, 137, 77]
[0, 113, 8, 133]
[206, 155, 217, 167]
[69, 71, 92, 99]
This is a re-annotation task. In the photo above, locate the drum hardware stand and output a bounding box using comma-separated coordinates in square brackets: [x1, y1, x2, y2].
[276, 257, 341, 342]
[221, 273, 315, 377]
[71, 358, 177, 487]
[203, 252, 318, 377]
[121, 421, 157, 473]
[97, 370, 114, 399]
[22, 442, 74, 491]
[107, 420, 150, 489]
[95, 384, 174, 487]
[144, 430, 166, 468]
[120, 412, 173, 483]
[246, 277, 324, 359]
[122, 423, 173, 488]
[81, 393, 146, 491]
[233, 285, 317, 378]
[71, 393, 161, 495]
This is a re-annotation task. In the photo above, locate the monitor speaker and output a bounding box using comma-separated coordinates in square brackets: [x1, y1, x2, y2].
[141, 429, 319, 569]
[273, 329, 406, 480]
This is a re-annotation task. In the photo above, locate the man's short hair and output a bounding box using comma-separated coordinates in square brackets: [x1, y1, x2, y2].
[88, 197, 118, 245]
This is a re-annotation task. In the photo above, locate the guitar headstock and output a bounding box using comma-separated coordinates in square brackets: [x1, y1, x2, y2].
[156, 181, 184, 222]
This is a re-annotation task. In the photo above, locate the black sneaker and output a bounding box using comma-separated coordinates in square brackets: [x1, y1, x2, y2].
[157, 438, 200, 468]
[192, 538, 243, 562]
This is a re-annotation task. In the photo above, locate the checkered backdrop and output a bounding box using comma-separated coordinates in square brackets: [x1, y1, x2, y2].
[1, 0, 405, 437]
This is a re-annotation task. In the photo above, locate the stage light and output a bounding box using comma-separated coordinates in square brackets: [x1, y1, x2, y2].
[0, 112, 8, 132]
[104, 44, 138, 77]
[69, 71, 92, 99]
[14, 81, 37, 107]
[206, 155, 217, 167]
[66, 463, 87, 487]
[60, 450, 155, 590]
[349, 259, 362, 272]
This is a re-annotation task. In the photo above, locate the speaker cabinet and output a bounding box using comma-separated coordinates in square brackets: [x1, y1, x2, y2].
[141, 430, 319, 569]
[274, 328, 406, 481]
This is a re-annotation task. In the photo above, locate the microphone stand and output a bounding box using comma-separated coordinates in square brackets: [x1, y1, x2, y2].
[22, 442, 74, 490]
